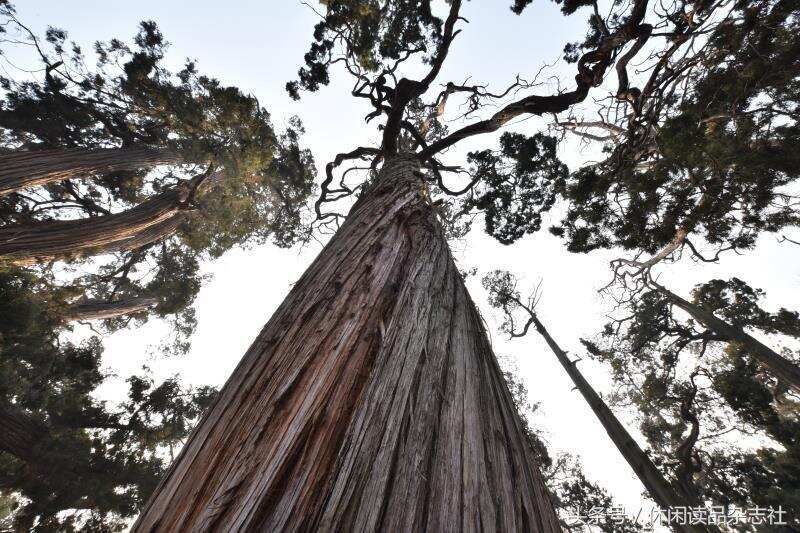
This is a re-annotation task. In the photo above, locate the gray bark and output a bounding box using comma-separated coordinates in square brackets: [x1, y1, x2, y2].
[0, 146, 181, 196]
[526, 314, 717, 533]
[0, 185, 189, 265]
[132, 155, 561, 532]
[65, 296, 159, 321]
[653, 281, 800, 393]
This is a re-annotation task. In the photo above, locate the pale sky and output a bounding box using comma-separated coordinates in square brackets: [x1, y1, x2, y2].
[11, 1, 800, 529]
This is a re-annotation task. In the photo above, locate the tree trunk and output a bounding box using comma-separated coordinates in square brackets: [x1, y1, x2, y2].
[0, 406, 46, 462]
[101, 215, 187, 255]
[65, 296, 159, 321]
[0, 187, 188, 265]
[133, 155, 561, 532]
[527, 314, 717, 533]
[0, 146, 182, 196]
[653, 281, 800, 393]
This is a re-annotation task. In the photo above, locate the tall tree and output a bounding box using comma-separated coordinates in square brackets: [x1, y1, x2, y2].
[502, 365, 641, 533]
[0, 7, 315, 344]
[133, 155, 561, 531]
[0, 11, 315, 265]
[133, 0, 676, 528]
[585, 277, 800, 530]
[483, 270, 715, 533]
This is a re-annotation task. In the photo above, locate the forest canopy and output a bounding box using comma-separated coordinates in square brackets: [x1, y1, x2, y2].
[1, 0, 798, 531]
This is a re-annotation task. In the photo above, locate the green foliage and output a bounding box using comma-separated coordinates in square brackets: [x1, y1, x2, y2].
[0, 267, 217, 531]
[0, 11, 316, 348]
[693, 278, 800, 337]
[590, 277, 800, 527]
[460, 132, 568, 245]
[510, 0, 595, 16]
[2, 18, 275, 176]
[551, 0, 800, 257]
[288, 0, 444, 98]
[712, 346, 799, 445]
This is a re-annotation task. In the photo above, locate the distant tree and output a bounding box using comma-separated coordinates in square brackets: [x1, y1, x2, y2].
[0, 267, 217, 531]
[585, 277, 800, 530]
[502, 366, 642, 533]
[484, 270, 714, 533]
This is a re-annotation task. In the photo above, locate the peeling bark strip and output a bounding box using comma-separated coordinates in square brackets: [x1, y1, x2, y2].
[653, 282, 800, 394]
[133, 156, 561, 532]
[65, 296, 159, 321]
[0, 146, 181, 196]
[0, 188, 186, 265]
[529, 316, 716, 533]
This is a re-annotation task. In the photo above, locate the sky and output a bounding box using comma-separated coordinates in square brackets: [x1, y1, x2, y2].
[10, 0, 800, 529]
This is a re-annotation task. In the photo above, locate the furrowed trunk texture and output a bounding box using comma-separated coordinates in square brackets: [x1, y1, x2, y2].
[654, 282, 800, 393]
[65, 296, 159, 321]
[0, 188, 187, 265]
[529, 315, 717, 533]
[133, 155, 561, 532]
[101, 215, 186, 255]
[0, 146, 181, 196]
[0, 406, 46, 462]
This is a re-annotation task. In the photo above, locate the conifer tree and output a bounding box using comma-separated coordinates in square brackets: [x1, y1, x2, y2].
[133, 0, 687, 529]
[483, 270, 716, 533]
[585, 277, 800, 530]
[0, 267, 217, 531]
[0, 5, 315, 339]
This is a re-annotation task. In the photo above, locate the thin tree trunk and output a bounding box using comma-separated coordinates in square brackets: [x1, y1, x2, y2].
[133, 155, 561, 532]
[652, 281, 800, 393]
[0, 187, 189, 265]
[526, 314, 717, 533]
[0, 146, 182, 196]
[65, 296, 159, 321]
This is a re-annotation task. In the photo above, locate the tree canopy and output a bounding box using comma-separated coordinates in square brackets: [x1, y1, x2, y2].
[0, 0, 798, 529]
[0, 267, 217, 530]
[0, 5, 316, 349]
[0, 5, 312, 528]
[583, 277, 800, 527]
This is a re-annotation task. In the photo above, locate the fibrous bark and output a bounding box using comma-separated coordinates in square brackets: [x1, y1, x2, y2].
[0, 406, 46, 462]
[101, 215, 186, 256]
[65, 296, 159, 321]
[133, 155, 561, 532]
[653, 281, 800, 393]
[0, 186, 189, 265]
[0, 146, 181, 196]
[527, 314, 716, 533]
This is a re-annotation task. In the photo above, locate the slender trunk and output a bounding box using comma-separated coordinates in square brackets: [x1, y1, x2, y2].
[0, 146, 182, 196]
[133, 155, 561, 532]
[527, 315, 717, 533]
[0, 187, 188, 265]
[0, 406, 46, 462]
[65, 296, 159, 321]
[653, 281, 800, 393]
